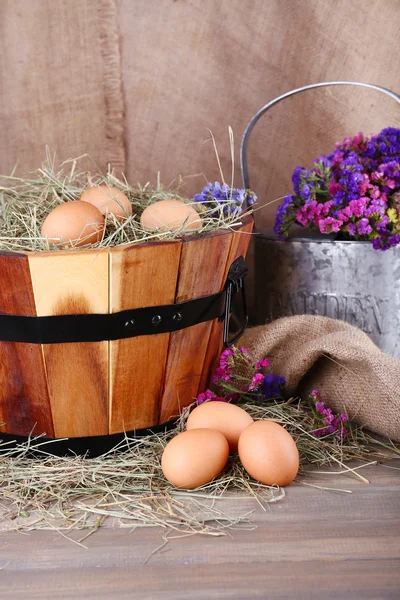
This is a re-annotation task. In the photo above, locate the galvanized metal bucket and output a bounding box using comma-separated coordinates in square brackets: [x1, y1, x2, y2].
[241, 82, 400, 357]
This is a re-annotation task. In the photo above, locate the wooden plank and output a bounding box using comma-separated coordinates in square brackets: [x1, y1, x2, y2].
[1, 558, 399, 600]
[0, 461, 399, 598]
[28, 250, 109, 438]
[1, 559, 399, 600]
[159, 230, 233, 423]
[0, 252, 54, 436]
[198, 216, 254, 393]
[109, 241, 182, 433]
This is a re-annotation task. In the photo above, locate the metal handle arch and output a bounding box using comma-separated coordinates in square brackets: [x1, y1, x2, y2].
[240, 81, 400, 190]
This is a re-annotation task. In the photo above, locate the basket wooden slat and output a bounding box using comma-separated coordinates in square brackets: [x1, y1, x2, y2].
[158, 229, 234, 423]
[198, 217, 254, 393]
[28, 251, 109, 437]
[0, 217, 253, 439]
[0, 252, 55, 436]
[109, 240, 182, 433]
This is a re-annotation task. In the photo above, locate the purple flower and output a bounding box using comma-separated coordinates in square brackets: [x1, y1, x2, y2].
[301, 184, 311, 201]
[292, 166, 304, 195]
[260, 373, 285, 399]
[310, 391, 349, 440]
[194, 182, 256, 217]
[274, 194, 295, 239]
[275, 127, 400, 251]
[356, 218, 372, 236]
[348, 223, 356, 236]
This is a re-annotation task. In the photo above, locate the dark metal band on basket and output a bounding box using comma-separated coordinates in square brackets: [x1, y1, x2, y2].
[0, 256, 248, 347]
[0, 418, 179, 458]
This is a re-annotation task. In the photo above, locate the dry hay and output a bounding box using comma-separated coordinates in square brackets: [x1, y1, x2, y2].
[0, 150, 250, 253]
[0, 399, 398, 544]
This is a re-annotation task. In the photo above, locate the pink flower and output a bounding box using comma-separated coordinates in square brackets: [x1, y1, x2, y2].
[248, 373, 264, 391]
[318, 217, 342, 234]
[295, 208, 310, 226]
[197, 389, 227, 404]
[331, 151, 344, 164]
[358, 174, 370, 195]
[256, 358, 269, 369]
[348, 197, 367, 217]
[337, 206, 352, 222]
[197, 389, 216, 404]
[212, 366, 231, 383]
[328, 181, 342, 195]
[321, 201, 334, 216]
[324, 412, 335, 425]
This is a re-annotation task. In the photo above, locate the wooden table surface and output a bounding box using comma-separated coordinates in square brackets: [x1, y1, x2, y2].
[0, 461, 399, 599]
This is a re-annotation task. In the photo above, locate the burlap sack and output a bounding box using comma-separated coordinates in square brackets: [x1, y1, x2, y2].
[241, 316, 400, 441]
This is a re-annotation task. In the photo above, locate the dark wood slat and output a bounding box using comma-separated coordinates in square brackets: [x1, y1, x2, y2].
[158, 229, 233, 422]
[198, 216, 254, 394]
[0, 252, 54, 436]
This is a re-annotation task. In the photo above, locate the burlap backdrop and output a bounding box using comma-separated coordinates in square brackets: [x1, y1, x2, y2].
[1, 0, 400, 220]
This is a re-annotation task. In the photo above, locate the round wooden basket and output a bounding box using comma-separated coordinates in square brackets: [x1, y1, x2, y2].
[0, 216, 253, 453]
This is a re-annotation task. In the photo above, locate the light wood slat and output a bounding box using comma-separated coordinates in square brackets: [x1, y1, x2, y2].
[28, 250, 109, 437]
[109, 241, 182, 433]
[0, 252, 54, 436]
[198, 216, 254, 394]
[158, 230, 233, 423]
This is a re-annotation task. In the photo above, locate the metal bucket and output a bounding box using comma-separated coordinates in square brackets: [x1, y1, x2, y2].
[240, 81, 400, 357]
[251, 231, 400, 357]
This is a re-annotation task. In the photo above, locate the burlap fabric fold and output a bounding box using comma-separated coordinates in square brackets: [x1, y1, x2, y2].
[241, 316, 400, 441]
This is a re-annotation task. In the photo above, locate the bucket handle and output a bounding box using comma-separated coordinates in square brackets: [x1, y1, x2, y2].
[240, 81, 400, 191]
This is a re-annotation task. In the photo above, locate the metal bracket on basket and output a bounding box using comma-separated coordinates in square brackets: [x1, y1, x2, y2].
[0, 256, 249, 345]
[220, 255, 248, 347]
[240, 81, 400, 193]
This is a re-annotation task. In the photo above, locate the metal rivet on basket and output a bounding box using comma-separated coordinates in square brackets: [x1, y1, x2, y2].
[124, 319, 135, 328]
[173, 312, 183, 322]
[152, 315, 162, 326]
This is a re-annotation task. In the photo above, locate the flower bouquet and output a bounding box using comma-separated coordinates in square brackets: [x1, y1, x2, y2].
[197, 346, 349, 442]
[274, 127, 400, 250]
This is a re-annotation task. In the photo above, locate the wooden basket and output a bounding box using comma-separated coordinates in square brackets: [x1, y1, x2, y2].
[0, 216, 253, 444]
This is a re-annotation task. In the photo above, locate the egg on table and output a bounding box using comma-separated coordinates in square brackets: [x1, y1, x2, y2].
[41, 201, 104, 247]
[238, 420, 299, 486]
[80, 185, 132, 221]
[187, 401, 254, 454]
[140, 199, 202, 233]
[161, 428, 229, 489]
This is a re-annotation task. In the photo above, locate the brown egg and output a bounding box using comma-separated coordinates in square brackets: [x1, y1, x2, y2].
[238, 421, 299, 486]
[161, 429, 229, 489]
[80, 185, 132, 221]
[140, 199, 202, 233]
[187, 401, 254, 454]
[41, 201, 104, 247]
